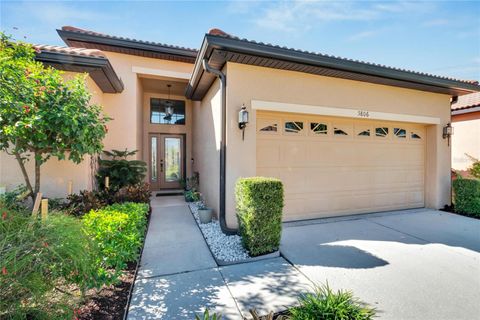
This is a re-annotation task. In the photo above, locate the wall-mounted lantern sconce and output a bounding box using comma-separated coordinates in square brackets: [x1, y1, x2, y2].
[238, 104, 249, 140]
[443, 123, 453, 146]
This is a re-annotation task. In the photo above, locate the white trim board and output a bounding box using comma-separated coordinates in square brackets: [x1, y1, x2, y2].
[251, 100, 440, 125]
[132, 66, 191, 80]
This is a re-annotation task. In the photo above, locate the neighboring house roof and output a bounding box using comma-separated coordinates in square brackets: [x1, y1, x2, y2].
[34, 44, 124, 93]
[451, 92, 480, 115]
[186, 30, 480, 100]
[57, 26, 198, 64]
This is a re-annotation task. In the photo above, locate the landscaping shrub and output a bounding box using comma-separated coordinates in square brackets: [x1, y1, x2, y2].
[453, 178, 480, 216]
[235, 177, 284, 256]
[112, 182, 151, 204]
[288, 284, 376, 320]
[0, 184, 29, 212]
[0, 209, 100, 319]
[66, 189, 109, 217]
[83, 202, 149, 271]
[96, 149, 147, 190]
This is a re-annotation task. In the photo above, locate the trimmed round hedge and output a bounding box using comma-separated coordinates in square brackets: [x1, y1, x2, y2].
[453, 178, 480, 216]
[235, 177, 284, 256]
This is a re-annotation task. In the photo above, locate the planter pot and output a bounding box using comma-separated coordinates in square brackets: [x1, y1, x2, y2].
[198, 208, 213, 224]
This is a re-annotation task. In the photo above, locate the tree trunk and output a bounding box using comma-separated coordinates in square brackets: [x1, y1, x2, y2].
[34, 151, 41, 195]
[14, 152, 34, 199]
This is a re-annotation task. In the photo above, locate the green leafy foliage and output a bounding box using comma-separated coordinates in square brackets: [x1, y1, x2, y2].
[96, 149, 147, 190]
[0, 209, 100, 318]
[0, 184, 29, 212]
[184, 189, 201, 202]
[288, 284, 376, 320]
[195, 309, 222, 320]
[112, 182, 152, 204]
[235, 177, 284, 256]
[82, 202, 149, 271]
[465, 154, 480, 179]
[0, 33, 110, 198]
[453, 178, 480, 216]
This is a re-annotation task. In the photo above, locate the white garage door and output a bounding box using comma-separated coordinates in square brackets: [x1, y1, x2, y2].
[256, 111, 426, 221]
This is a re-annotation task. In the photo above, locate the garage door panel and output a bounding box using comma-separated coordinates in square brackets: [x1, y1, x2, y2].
[257, 112, 426, 220]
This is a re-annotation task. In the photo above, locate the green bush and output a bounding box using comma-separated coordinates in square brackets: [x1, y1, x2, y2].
[288, 284, 376, 320]
[0, 184, 29, 212]
[96, 149, 147, 190]
[0, 210, 100, 318]
[453, 179, 480, 216]
[235, 177, 284, 256]
[83, 202, 149, 271]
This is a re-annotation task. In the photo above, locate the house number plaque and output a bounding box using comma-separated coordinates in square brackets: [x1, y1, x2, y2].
[357, 110, 370, 118]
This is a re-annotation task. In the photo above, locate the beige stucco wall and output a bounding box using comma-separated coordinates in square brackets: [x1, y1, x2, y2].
[222, 62, 452, 228]
[192, 78, 222, 216]
[452, 117, 480, 171]
[0, 73, 103, 197]
[0, 52, 194, 198]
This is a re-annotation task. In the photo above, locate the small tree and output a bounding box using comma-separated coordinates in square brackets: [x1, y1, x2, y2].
[465, 154, 480, 179]
[0, 33, 109, 199]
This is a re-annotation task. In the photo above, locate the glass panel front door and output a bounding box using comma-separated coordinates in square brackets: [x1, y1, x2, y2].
[164, 138, 181, 183]
[149, 134, 184, 189]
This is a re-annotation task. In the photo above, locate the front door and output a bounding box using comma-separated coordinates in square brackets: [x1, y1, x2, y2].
[149, 134, 184, 189]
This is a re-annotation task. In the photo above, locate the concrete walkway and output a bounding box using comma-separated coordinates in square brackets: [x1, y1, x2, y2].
[127, 196, 312, 319]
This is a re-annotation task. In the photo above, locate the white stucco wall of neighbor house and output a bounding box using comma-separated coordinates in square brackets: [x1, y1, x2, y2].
[452, 116, 480, 171]
[220, 62, 452, 228]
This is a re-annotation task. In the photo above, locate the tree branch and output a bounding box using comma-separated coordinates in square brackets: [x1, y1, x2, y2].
[13, 151, 34, 199]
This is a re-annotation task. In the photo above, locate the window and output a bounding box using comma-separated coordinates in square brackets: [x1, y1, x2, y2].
[310, 122, 328, 135]
[150, 98, 185, 125]
[285, 121, 304, 134]
[259, 124, 278, 132]
[411, 132, 422, 139]
[357, 129, 370, 137]
[376, 127, 389, 137]
[334, 127, 348, 136]
[394, 128, 406, 138]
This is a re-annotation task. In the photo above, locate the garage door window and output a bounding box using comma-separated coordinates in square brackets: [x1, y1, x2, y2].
[310, 122, 328, 135]
[411, 131, 422, 140]
[257, 119, 279, 134]
[285, 121, 304, 134]
[394, 128, 406, 139]
[356, 126, 371, 137]
[375, 127, 389, 137]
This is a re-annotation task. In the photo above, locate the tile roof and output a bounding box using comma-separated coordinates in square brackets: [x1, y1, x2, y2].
[207, 29, 478, 86]
[451, 92, 480, 111]
[61, 26, 198, 53]
[34, 44, 106, 58]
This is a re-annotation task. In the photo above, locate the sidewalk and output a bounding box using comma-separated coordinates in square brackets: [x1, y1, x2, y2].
[127, 196, 312, 319]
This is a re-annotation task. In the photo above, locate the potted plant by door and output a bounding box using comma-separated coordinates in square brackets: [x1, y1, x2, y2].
[198, 200, 213, 224]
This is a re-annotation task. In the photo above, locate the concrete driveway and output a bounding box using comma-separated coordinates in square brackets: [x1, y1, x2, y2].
[281, 208, 480, 320]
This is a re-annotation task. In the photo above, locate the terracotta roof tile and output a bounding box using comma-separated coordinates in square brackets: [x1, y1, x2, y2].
[208, 31, 479, 86]
[34, 44, 106, 58]
[61, 26, 198, 53]
[451, 92, 480, 111]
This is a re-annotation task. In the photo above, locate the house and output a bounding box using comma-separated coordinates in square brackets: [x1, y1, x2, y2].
[451, 92, 480, 177]
[1, 26, 479, 232]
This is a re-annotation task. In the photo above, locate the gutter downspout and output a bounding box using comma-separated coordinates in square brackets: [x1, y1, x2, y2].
[202, 58, 237, 235]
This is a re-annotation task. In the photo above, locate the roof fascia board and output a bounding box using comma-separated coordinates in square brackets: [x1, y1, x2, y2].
[205, 35, 480, 93]
[185, 36, 215, 98]
[58, 29, 197, 59]
[452, 106, 480, 115]
[36, 51, 124, 93]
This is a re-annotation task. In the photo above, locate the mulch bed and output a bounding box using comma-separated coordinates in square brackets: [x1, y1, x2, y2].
[440, 205, 479, 220]
[77, 262, 136, 320]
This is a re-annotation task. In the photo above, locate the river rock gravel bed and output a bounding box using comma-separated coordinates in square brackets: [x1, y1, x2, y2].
[189, 202, 249, 262]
